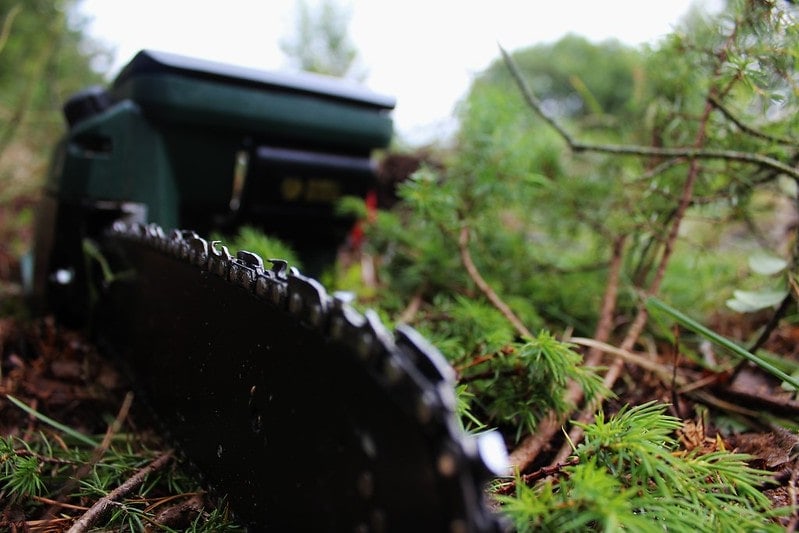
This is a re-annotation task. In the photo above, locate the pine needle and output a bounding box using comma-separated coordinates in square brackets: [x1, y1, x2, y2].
[5, 394, 99, 447]
[647, 297, 799, 391]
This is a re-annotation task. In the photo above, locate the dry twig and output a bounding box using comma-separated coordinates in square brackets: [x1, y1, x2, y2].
[66, 451, 173, 533]
[43, 391, 135, 521]
[508, 235, 626, 469]
[458, 225, 532, 339]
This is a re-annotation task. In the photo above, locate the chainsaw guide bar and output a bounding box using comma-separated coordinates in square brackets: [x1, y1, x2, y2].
[98, 222, 506, 532]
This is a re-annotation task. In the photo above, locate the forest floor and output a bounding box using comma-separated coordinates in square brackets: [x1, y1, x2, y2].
[2, 253, 799, 529]
[0, 278, 242, 531]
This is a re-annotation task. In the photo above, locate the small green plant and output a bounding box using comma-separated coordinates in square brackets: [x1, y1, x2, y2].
[458, 331, 607, 441]
[212, 225, 302, 270]
[500, 402, 783, 532]
[0, 438, 48, 500]
[0, 396, 242, 531]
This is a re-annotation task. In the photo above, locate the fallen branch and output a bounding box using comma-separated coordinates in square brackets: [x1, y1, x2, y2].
[494, 456, 580, 496]
[66, 451, 173, 533]
[44, 391, 135, 521]
[569, 337, 683, 381]
[32, 496, 89, 512]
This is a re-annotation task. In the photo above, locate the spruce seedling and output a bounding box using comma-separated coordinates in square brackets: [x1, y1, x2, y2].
[501, 402, 784, 532]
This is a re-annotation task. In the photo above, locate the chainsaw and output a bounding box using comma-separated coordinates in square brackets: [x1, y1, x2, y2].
[28, 50, 507, 530]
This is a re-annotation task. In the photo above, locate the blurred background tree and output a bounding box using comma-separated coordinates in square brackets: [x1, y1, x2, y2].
[0, 0, 108, 275]
[280, 0, 365, 80]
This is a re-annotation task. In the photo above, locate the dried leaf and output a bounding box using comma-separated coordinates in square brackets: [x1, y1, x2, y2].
[730, 428, 799, 468]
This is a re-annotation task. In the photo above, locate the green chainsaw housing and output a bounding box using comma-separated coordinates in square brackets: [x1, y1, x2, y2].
[28, 50, 508, 531]
[31, 49, 394, 325]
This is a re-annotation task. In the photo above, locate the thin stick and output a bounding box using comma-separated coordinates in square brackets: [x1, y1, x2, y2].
[458, 226, 532, 339]
[97, 391, 134, 455]
[708, 94, 798, 146]
[32, 496, 89, 512]
[570, 337, 682, 381]
[397, 289, 424, 324]
[66, 451, 173, 533]
[508, 236, 626, 470]
[550, 107, 711, 465]
[44, 392, 135, 521]
[494, 456, 580, 496]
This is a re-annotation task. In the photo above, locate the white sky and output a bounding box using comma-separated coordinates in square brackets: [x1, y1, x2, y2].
[77, 0, 719, 145]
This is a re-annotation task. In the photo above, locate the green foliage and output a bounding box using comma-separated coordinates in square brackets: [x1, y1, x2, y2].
[0, 411, 242, 531]
[0, 438, 47, 500]
[0, 0, 109, 262]
[462, 332, 607, 441]
[726, 251, 790, 313]
[352, 2, 799, 528]
[439, 1, 799, 337]
[501, 403, 782, 532]
[212, 225, 302, 270]
[0, 0, 108, 171]
[648, 297, 799, 391]
[472, 34, 645, 121]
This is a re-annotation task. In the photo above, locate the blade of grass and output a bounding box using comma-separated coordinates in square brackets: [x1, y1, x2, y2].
[5, 394, 99, 447]
[646, 297, 799, 391]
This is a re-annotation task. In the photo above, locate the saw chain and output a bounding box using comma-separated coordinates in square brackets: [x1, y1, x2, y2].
[96, 221, 506, 532]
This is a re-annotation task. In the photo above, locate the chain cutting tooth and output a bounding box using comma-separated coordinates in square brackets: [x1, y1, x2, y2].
[287, 272, 329, 329]
[144, 223, 164, 242]
[176, 230, 197, 260]
[329, 294, 366, 342]
[208, 241, 232, 278]
[254, 270, 275, 301]
[396, 324, 456, 385]
[187, 236, 209, 268]
[267, 258, 288, 276]
[163, 228, 183, 256]
[132, 223, 146, 239]
[229, 250, 264, 291]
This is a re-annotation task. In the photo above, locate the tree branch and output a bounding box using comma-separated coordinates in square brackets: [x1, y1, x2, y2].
[550, 28, 741, 465]
[458, 225, 533, 339]
[709, 94, 798, 146]
[505, 22, 743, 469]
[493, 456, 579, 496]
[499, 46, 799, 180]
[66, 451, 173, 533]
[508, 236, 626, 470]
[44, 392, 135, 521]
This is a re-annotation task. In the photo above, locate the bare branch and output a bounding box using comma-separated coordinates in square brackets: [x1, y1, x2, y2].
[67, 451, 174, 533]
[507, 23, 746, 469]
[509, 236, 626, 470]
[709, 94, 798, 146]
[458, 226, 533, 339]
[499, 46, 799, 180]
